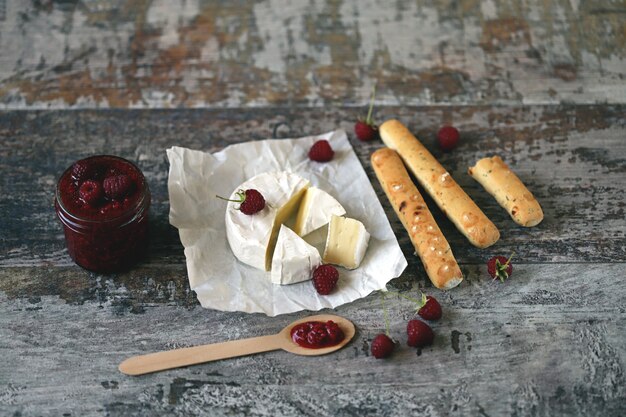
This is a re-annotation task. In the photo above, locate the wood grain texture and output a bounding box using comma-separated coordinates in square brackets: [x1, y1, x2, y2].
[1, 263, 625, 416]
[0, 0, 624, 109]
[0, 106, 624, 275]
[1, 105, 625, 416]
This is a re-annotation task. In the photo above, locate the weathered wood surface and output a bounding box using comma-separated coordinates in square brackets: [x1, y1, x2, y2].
[1, 0, 625, 109]
[1, 106, 624, 269]
[1, 264, 625, 416]
[1, 106, 625, 416]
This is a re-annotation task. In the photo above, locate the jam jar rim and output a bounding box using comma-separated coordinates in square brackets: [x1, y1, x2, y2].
[55, 154, 150, 225]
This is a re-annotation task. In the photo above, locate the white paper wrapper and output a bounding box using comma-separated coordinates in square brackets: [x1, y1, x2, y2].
[167, 130, 407, 316]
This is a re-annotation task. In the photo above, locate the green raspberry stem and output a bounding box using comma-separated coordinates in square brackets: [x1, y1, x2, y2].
[380, 291, 391, 337]
[493, 252, 515, 282]
[503, 252, 515, 266]
[384, 289, 428, 311]
[216, 189, 245, 204]
[365, 84, 376, 124]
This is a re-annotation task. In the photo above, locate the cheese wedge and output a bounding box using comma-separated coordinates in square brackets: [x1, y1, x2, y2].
[225, 171, 310, 271]
[293, 187, 346, 237]
[271, 225, 321, 285]
[323, 215, 370, 269]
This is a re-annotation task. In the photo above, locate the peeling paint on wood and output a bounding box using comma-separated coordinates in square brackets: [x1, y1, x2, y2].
[0, 0, 625, 109]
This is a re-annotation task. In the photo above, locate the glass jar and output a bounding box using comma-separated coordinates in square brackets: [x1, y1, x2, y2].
[55, 155, 151, 273]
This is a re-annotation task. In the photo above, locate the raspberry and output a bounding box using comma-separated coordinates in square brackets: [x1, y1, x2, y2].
[354, 86, 378, 141]
[79, 180, 103, 206]
[312, 265, 339, 295]
[325, 320, 344, 344]
[418, 296, 442, 321]
[308, 140, 334, 162]
[307, 327, 328, 346]
[407, 319, 434, 348]
[217, 189, 266, 215]
[103, 174, 133, 200]
[354, 120, 378, 141]
[487, 254, 513, 282]
[72, 161, 93, 181]
[437, 126, 460, 152]
[239, 189, 265, 215]
[291, 324, 308, 346]
[371, 334, 395, 359]
[72, 160, 105, 181]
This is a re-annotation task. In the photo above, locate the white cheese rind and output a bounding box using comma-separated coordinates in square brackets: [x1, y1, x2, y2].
[225, 171, 310, 270]
[323, 215, 370, 269]
[294, 187, 346, 237]
[271, 225, 321, 285]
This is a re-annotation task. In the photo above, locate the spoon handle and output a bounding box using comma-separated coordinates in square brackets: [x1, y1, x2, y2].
[119, 334, 283, 376]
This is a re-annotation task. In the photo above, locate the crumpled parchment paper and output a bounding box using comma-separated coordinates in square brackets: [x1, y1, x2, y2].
[167, 130, 407, 316]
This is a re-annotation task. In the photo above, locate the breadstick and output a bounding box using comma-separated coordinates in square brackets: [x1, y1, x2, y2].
[379, 119, 499, 249]
[371, 148, 463, 290]
[469, 156, 543, 227]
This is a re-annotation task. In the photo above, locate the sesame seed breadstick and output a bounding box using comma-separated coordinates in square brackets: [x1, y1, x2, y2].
[379, 119, 500, 249]
[469, 156, 543, 227]
[371, 147, 463, 290]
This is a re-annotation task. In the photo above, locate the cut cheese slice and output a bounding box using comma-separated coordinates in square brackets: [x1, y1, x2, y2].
[225, 171, 310, 271]
[271, 225, 321, 285]
[293, 187, 346, 237]
[323, 215, 370, 269]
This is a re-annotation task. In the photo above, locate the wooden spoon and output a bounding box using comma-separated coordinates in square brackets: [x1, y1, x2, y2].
[119, 314, 355, 376]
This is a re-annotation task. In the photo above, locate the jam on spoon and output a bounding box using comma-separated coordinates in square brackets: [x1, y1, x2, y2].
[290, 320, 345, 349]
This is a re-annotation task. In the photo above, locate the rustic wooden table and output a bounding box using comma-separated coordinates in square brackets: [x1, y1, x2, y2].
[1, 1, 625, 416]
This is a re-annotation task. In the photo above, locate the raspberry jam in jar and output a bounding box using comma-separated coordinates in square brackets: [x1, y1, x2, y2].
[290, 320, 345, 349]
[55, 155, 150, 273]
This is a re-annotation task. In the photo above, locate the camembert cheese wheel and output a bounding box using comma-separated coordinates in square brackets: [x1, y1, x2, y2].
[225, 171, 310, 271]
[294, 187, 346, 237]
